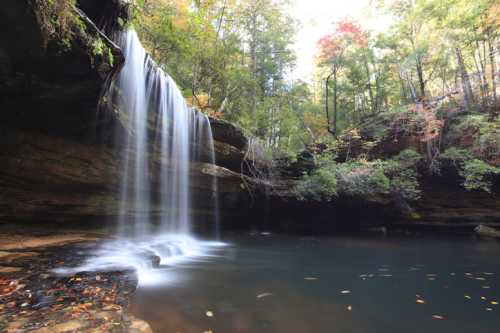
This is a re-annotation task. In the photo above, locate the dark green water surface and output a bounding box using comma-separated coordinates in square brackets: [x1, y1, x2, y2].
[131, 234, 500, 333]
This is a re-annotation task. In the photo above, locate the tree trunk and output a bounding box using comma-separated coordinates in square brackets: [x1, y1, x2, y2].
[416, 55, 425, 99]
[455, 47, 474, 110]
[476, 39, 489, 97]
[333, 69, 338, 135]
[250, 11, 257, 118]
[399, 71, 408, 103]
[364, 59, 375, 114]
[488, 37, 498, 119]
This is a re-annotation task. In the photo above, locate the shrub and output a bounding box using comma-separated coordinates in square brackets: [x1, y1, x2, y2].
[439, 147, 499, 193]
[461, 159, 500, 193]
[296, 167, 338, 201]
[296, 149, 422, 201]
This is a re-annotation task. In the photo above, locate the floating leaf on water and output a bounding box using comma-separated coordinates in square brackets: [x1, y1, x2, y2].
[257, 293, 272, 299]
[484, 272, 494, 276]
[491, 301, 498, 305]
[341, 290, 351, 294]
[416, 299, 425, 304]
[304, 277, 318, 281]
[426, 274, 437, 277]
[465, 273, 472, 276]
[486, 308, 493, 311]
[381, 274, 392, 277]
[450, 273, 456, 276]
[378, 268, 390, 272]
[206, 311, 214, 317]
[482, 286, 491, 289]
[476, 277, 486, 281]
[427, 278, 436, 281]
[481, 296, 487, 301]
[432, 315, 445, 320]
[347, 305, 352, 311]
[465, 295, 471, 299]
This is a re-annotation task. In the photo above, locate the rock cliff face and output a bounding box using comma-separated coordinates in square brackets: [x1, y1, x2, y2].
[0, 0, 267, 231]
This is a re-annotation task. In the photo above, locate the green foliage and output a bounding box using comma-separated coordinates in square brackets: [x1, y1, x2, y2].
[91, 38, 105, 56]
[335, 160, 391, 198]
[440, 147, 499, 192]
[33, 0, 115, 68]
[447, 115, 499, 162]
[132, 0, 305, 154]
[439, 147, 473, 163]
[296, 167, 338, 201]
[34, 0, 80, 49]
[461, 159, 500, 193]
[382, 149, 423, 200]
[297, 149, 422, 201]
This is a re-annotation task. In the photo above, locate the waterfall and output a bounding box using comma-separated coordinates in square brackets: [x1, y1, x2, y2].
[110, 29, 221, 238]
[56, 30, 224, 286]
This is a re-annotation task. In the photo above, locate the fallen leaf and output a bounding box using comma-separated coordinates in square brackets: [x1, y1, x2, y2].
[432, 315, 445, 320]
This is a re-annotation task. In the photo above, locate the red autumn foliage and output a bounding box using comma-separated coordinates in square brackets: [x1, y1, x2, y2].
[317, 19, 368, 61]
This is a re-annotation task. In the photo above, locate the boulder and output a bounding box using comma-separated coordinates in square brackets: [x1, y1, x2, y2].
[209, 117, 248, 150]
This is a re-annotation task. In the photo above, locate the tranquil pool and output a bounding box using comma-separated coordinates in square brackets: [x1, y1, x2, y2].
[130, 234, 500, 333]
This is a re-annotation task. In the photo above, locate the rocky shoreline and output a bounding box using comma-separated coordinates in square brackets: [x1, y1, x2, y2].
[0, 233, 152, 333]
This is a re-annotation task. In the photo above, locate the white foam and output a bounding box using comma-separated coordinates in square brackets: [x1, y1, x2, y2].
[54, 234, 228, 286]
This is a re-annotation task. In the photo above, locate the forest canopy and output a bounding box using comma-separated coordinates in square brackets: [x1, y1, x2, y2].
[130, 0, 499, 162]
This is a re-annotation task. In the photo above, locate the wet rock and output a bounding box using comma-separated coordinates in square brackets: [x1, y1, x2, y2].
[32, 295, 56, 310]
[149, 255, 161, 268]
[31, 320, 87, 333]
[209, 117, 248, 150]
[127, 316, 154, 333]
[475, 225, 500, 239]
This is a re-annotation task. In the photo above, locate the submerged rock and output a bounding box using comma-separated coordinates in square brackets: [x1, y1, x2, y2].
[475, 225, 500, 239]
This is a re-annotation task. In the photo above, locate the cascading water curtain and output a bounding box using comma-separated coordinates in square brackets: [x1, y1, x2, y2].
[109, 30, 220, 238]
